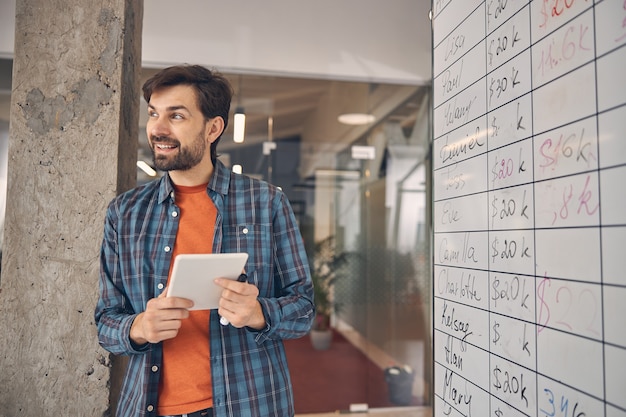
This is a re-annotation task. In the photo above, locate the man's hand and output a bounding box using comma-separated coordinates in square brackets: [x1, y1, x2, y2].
[130, 290, 194, 345]
[215, 278, 266, 330]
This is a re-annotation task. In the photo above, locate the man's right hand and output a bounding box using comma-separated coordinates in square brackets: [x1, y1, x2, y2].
[129, 289, 194, 345]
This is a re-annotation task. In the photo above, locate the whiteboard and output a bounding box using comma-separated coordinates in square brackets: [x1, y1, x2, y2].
[432, 1, 626, 417]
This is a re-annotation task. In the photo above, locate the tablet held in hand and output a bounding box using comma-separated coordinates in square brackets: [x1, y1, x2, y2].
[167, 253, 248, 310]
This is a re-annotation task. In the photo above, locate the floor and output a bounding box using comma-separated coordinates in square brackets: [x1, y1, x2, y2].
[292, 323, 433, 417]
[335, 322, 428, 400]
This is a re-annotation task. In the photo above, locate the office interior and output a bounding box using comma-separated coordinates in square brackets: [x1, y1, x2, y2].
[0, 1, 434, 415]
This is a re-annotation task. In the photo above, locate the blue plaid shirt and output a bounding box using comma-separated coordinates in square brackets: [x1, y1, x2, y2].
[95, 159, 315, 417]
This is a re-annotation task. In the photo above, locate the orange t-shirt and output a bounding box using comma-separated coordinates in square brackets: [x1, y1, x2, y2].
[158, 183, 217, 416]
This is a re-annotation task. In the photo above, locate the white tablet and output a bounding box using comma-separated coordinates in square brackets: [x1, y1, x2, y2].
[167, 253, 249, 310]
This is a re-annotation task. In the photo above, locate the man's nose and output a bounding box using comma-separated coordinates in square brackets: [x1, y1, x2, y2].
[148, 116, 170, 138]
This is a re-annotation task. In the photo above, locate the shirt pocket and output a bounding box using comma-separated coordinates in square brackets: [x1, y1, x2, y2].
[222, 224, 272, 289]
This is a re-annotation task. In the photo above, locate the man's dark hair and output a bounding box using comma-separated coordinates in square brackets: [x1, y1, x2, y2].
[142, 65, 234, 162]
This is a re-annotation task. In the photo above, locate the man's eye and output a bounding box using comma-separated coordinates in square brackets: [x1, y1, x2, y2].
[172, 114, 184, 120]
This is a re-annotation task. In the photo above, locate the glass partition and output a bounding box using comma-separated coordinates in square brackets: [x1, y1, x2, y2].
[196, 78, 434, 414]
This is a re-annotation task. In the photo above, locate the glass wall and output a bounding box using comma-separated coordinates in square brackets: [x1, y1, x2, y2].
[138, 74, 433, 412]
[201, 76, 434, 413]
[0, 58, 11, 279]
[0, 119, 7, 277]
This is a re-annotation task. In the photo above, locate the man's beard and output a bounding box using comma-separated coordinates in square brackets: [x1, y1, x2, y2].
[150, 132, 207, 172]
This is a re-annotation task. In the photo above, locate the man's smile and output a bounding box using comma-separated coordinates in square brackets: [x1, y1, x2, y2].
[152, 138, 180, 155]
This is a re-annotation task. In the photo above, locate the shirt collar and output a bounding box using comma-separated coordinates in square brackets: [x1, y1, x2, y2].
[208, 158, 232, 196]
[156, 158, 232, 204]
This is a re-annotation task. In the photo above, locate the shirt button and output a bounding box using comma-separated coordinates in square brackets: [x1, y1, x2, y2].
[170, 191, 175, 198]
[157, 283, 164, 290]
[242, 227, 249, 234]
[164, 246, 171, 253]
[171, 211, 178, 218]
[147, 405, 154, 412]
[151, 365, 158, 372]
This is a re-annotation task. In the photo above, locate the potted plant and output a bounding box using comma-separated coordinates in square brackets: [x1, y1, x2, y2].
[309, 236, 347, 350]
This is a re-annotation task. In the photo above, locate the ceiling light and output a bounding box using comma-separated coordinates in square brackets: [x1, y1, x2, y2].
[338, 113, 375, 125]
[137, 160, 157, 177]
[233, 75, 246, 143]
[233, 106, 246, 143]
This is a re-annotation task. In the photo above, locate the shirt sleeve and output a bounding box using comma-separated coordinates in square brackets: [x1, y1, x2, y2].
[94, 201, 150, 356]
[251, 192, 315, 343]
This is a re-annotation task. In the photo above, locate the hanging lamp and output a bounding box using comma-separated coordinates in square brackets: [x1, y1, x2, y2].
[233, 75, 246, 143]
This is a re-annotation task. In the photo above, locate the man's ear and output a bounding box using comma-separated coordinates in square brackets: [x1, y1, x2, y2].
[206, 117, 225, 143]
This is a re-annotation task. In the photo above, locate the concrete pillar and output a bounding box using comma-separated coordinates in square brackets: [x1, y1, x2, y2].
[0, 1, 142, 415]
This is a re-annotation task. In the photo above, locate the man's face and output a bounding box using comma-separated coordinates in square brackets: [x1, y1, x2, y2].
[146, 85, 209, 172]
